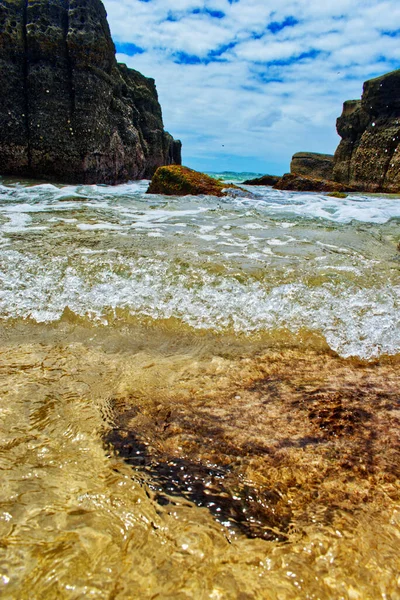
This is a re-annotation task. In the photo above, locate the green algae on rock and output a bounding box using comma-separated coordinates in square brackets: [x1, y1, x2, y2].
[0, 0, 181, 184]
[147, 165, 237, 196]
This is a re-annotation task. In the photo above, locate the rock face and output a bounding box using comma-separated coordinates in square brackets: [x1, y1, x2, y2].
[242, 174, 281, 186]
[274, 173, 352, 193]
[0, 0, 181, 184]
[290, 152, 334, 180]
[147, 165, 236, 197]
[333, 70, 400, 192]
[278, 69, 400, 193]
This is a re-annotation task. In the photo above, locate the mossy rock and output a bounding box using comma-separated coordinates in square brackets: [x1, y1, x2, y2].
[326, 191, 348, 198]
[147, 165, 236, 197]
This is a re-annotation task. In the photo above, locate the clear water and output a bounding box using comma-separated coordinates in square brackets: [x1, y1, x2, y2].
[0, 175, 400, 599]
[1, 178, 400, 358]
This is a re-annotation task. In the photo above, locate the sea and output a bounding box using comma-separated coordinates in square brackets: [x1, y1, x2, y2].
[0, 172, 399, 599]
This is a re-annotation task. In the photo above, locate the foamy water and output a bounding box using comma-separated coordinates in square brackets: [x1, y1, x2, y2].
[0, 177, 399, 358]
[1, 175, 400, 599]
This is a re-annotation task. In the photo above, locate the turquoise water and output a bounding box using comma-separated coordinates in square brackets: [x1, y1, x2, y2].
[205, 171, 265, 183]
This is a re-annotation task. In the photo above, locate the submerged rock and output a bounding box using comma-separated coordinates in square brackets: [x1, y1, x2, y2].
[0, 0, 181, 184]
[326, 191, 348, 198]
[147, 165, 236, 196]
[106, 345, 400, 543]
[333, 70, 400, 192]
[242, 174, 281, 186]
[274, 173, 353, 193]
[290, 152, 334, 180]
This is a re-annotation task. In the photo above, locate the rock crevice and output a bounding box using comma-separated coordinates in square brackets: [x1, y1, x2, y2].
[22, 0, 31, 169]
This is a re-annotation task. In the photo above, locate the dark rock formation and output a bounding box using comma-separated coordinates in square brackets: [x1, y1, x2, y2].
[147, 165, 237, 197]
[290, 152, 334, 180]
[274, 173, 353, 193]
[277, 69, 400, 193]
[333, 70, 400, 192]
[0, 0, 181, 184]
[242, 174, 281, 186]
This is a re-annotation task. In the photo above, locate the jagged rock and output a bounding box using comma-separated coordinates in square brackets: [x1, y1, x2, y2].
[0, 0, 181, 184]
[274, 173, 353, 193]
[147, 165, 236, 197]
[290, 152, 334, 180]
[242, 174, 281, 186]
[333, 70, 400, 192]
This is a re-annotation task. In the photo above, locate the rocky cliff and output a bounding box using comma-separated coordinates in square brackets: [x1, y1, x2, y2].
[333, 70, 400, 192]
[0, 0, 181, 184]
[276, 69, 400, 193]
[290, 152, 334, 180]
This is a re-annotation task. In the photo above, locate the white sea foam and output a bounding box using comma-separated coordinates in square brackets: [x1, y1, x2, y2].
[77, 223, 124, 231]
[0, 250, 399, 359]
[266, 238, 293, 246]
[0, 180, 399, 359]
[227, 190, 400, 224]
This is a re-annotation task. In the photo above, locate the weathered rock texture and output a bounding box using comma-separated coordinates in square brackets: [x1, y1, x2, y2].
[290, 152, 334, 180]
[274, 173, 352, 193]
[333, 70, 400, 192]
[147, 165, 237, 197]
[277, 70, 400, 193]
[242, 174, 281, 186]
[0, 0, 181, 184]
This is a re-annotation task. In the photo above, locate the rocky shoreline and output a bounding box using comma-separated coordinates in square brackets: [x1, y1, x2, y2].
[1, 2, 399, 193]
[144, 66, 400, 197]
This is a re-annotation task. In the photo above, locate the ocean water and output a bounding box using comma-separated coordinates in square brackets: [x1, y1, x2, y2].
[206, 171, 265, 183]
[1, 177, 399, 358]
[0, 175, 400, 599]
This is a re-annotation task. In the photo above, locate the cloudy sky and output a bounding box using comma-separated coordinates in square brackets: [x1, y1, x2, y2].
[103, 0, 400, 174]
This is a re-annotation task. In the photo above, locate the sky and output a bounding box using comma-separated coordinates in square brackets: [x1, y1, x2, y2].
[103, 0, 400, 174]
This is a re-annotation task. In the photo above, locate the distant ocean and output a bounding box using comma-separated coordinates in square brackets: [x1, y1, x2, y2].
[206, 170, 265, 183]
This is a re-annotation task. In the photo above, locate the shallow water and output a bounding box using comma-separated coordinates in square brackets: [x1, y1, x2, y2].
[0, 177, 400, 599]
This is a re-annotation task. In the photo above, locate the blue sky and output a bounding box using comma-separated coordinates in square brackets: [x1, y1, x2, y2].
[103, 0, 400, 174]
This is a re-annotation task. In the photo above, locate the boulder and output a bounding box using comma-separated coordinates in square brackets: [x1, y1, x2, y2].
[290, 152, 334, 180]
[274, 173, 353, 193]
[242, 174, 281, 186]
[333, 70, 400, 192]
[147, 165, 236, 196]
[0, 0, 181, 184]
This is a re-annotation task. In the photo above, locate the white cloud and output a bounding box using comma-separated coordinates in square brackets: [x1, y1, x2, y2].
[104, 0, 400, 174]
